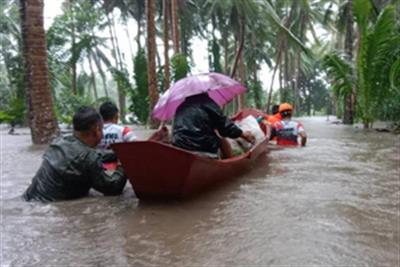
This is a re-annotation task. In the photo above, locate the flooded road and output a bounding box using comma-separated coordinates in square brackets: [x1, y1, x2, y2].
[1, 117, 399, 266]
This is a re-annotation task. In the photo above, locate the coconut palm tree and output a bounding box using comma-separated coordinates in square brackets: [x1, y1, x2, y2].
[47, 1, 112, 100]
[163, 0, 170, 90]
[20, 0, 59, 144]
[171, 0, 180, 54]
[343, 0, 355, 124]
[146, 0, 159, 128]
[200, 0, 308, 111]
[265, 0, 328, 114]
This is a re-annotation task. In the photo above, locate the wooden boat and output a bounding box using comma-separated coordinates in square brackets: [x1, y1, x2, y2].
[111, 109, 270, 199]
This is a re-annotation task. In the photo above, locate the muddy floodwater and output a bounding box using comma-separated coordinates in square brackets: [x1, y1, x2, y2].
[1, 117, 399, 266]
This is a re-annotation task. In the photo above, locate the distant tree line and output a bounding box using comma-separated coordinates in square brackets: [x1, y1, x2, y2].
[0, 0, 399, 143]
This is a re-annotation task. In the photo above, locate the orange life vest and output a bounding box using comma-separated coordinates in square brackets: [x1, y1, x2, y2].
[264, 113, 282, 125]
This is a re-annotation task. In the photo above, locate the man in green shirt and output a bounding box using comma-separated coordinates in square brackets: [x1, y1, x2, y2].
[23, 107, 127, 202]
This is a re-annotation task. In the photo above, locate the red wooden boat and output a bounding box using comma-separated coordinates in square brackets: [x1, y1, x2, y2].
[111, 109, 270, 199]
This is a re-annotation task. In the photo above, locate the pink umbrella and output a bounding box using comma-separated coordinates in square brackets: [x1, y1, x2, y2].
[152, 72, 246, 121]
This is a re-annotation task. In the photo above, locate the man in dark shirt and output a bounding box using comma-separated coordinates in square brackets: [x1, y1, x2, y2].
[172, 93, 255, 158]
[23, 107, 127, 202]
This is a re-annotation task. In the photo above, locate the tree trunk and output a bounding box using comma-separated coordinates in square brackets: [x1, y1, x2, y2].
[90, 26, 109, 98]
[343, 0, 354, 125]
[223, 31, 229, 74]
[134, 1, 144, 50]
[279, 61, 283, 100]
[20, 0, 59, 144]
[124, 25, 134, 58]
[266, 49, 282, 113]
[136, 19, 142, 50]
[230, 15, 245, 78]
[252, 33, 261, 109]
[92, 49, 109, 98]
[283, 39, 289, 102]
[88, 54, 98, 103]
[111, 13, 124, 71]
[238, 53, 246, 109]
[111, 14, 126, 122]
[293, 11, 306, 116]
[171, 0, 180, 54]
[69, 0, 77, 95]
[107, 12, 126, 122]
[106, 13, 118, 67]
[146, 0, 159, 128]
[163, 0, 170, 90]
[293, 49, 301, 115]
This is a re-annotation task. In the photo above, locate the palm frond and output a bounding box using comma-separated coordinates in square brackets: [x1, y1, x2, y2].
[358, 5, 400, 108]
[389, 58, 400, 93]
[260, 1, 310, 55]
[322, 52, 354, 97]
[353, 0, 372, 34]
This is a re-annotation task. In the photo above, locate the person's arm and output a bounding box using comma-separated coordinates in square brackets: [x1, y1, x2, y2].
[241, 131, 256, 144]
[299, 132, 307, 146]
[206, 102, 243, 138]
[86, 152, 127, 195]
[297, 123, 307, 147]
[100, 150, 118, 163]
[122, 127, 137, 142]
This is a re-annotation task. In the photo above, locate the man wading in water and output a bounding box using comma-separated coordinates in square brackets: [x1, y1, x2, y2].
[273, 103, 307, 147]
[23, 107, 127, 202]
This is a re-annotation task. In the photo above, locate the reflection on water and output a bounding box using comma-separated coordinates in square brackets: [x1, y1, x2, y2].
[1, 118, 399, 266]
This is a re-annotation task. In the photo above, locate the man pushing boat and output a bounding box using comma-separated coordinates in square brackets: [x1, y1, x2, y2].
[23, 107, 127, 202]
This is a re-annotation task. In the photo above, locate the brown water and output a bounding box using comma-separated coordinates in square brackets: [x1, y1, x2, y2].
[1, 117, 399, 266]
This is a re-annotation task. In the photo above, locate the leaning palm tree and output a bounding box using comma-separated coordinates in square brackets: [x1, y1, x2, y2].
[20, 0, 59, 144]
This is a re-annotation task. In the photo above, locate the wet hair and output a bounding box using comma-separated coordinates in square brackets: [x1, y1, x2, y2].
[271, 105, 279, 115]
[99, 101, 119, 121]
[73, 106, 102, 132]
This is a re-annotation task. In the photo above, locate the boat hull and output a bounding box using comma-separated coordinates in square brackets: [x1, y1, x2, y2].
[112, 138, 268, 199]
[111, 109, 270, 199]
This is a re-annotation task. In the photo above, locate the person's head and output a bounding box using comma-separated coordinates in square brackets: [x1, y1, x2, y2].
[73, 106, 103, 148]
[271, 104, 280, 115]
[99, 101, 119, 123]
[279, 103, 293, 119]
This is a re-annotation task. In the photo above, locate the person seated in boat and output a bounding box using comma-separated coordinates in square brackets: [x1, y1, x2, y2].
[23, 107, 127, 202]
[97, 101, 136, 150]
[172, 93, 256, 158]
[273, 103, 307, 146]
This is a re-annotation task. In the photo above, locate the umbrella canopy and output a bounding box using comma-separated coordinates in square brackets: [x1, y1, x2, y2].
[152, 72, 246, 121]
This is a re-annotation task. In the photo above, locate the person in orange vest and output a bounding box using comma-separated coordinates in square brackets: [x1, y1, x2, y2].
[256, 104, 282, 140]
[273, 103, 307, 146]
[265, 104, 282, 125]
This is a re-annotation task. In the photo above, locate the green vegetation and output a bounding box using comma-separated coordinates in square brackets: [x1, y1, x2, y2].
[323, 1, 400, 127]
[130, 48, 149, 124]
[0, 0, 399, 139]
